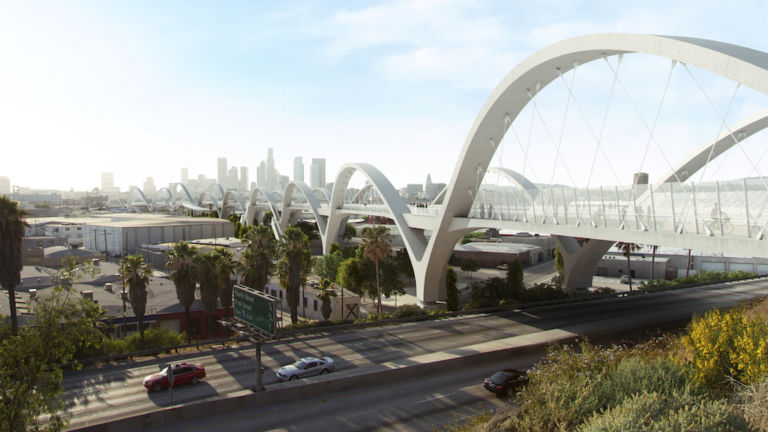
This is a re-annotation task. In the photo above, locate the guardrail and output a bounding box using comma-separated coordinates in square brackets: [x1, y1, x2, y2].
[71, 274, 768, 367]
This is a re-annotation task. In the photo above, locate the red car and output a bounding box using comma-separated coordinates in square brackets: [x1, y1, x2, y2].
[143, 362, 206, 392]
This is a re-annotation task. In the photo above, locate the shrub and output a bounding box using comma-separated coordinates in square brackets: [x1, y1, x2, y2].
[640, 270, 756, 290]
[683, 308, 768, 390]
[518, 283, 566, 303]
[393, 304, 427, 318]
[577, 390, 753, 432]
[124, 327, 186, 353]
[354, 312, 393, 323]
[734, 377, 768, 431]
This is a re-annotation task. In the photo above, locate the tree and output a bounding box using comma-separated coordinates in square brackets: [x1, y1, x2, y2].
[360, 225, 393, 314]
[616, 242, 640, 291]
[0, 196, 29, 335]
[506, 259, 525, 299]
[446, 266, 459, 311]
[461, 259, 480, 280]
[554, 246, 565, 276]
[394, 248, 415, 285]
[295, 220, 319, 241]
[343, 222, 356, 243]
[316, 278, 337, 321]
[262, 211, 273, 226]
[194, 251, 222, 336]
[336, 257, 363, 320]
[213, 247, 237, 316]
[240, 224, 278, 292]
[314, 250, 344, 282]
[650, 244, 659, 280]
[166, 241, 199, 343]
[119, 255, 153, 346]
[379, 257, 405, 305]
[277, 226, 312, 324]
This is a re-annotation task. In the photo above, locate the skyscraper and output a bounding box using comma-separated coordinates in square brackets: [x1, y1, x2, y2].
[266, 148, 276, 190]
[228, 167, 239, 190]
[181, 167, 189, 184]
[217, 158, 228, 187]
[310, 158, 326, 189]
[0, 176, 10, 196]
[101, 172, 116, 193]
[240, 166, 249, 191]
[257, 161, 266, 188]
[293, 157, 304, 183]
[143, 177, 156, 194]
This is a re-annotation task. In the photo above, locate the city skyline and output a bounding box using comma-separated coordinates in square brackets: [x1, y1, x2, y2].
[3, 1, 768, 192]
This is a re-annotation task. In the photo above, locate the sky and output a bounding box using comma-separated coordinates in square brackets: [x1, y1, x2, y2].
[2, 0, 768, 193]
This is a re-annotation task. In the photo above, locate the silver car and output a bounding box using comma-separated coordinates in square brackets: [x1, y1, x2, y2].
[276, 356, 335, 381]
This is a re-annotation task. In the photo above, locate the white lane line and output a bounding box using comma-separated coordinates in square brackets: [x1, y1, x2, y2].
[415, 392, 457, 404]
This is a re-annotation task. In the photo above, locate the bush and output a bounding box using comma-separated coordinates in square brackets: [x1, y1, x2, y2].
[577, 390, 753, 432]
[640, 270, 756, 290]
[518, 283, 566, 303]
[123, 328, 186, 353]
[355, 312, 394, 323]
[734, 377, 768, 431]
[683, 308, 768, 390]
[393, 304, 427, 318]
[465, 277, 512, 309]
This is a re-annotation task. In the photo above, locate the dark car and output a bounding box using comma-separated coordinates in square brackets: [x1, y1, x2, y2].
[143, 362, 206, 392]
[483, 369, 526, 396]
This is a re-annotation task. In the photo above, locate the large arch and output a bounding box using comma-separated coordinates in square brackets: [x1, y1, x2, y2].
[172, 183, 196, 205]
[419, 34, 768, 304]
[221, 190, 246, 220]
[280, 181, 328, 243]
[326, 163, 428, 260]
[128, 186, 153, 211]
[242, 187, 282, 238]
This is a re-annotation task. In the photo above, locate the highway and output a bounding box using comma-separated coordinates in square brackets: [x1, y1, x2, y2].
[64, 278, 768, 431]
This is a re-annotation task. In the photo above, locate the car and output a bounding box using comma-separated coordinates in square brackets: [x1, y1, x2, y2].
[143, 362, 206, 392]
[496, 263, 508, 270]
[276, 356, 334, 381]
[483, 369, 526, 396]
[619, 274, 631, 284]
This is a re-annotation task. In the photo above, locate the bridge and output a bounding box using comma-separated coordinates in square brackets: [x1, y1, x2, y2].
[132, 34, 768, 305]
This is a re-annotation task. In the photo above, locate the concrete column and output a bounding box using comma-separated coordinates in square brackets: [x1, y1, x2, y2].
[553, 235, 614, 293]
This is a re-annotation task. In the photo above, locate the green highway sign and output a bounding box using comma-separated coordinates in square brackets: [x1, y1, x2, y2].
[234, 285, 278, 336]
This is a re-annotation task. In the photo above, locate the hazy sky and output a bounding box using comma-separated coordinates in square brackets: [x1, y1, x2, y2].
[2, 0, 768, 193]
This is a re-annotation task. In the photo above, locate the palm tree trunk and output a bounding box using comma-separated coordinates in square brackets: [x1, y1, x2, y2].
[650, 245, 657, 281]
[184, 305, 192, 343]
[139, 317, 145, 346]
[7, 284, 17, 335]
[375, 259, 381, 314]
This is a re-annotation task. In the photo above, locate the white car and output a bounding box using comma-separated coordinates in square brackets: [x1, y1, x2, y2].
[276, 356, 335, 381]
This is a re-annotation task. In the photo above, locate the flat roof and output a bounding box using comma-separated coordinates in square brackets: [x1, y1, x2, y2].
[454, 242, 539, 254]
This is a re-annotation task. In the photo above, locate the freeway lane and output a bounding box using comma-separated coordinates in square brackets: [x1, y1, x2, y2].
[64, 279, 768, 430]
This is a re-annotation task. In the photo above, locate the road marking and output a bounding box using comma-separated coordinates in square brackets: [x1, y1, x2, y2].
[415, 392, 457, 404]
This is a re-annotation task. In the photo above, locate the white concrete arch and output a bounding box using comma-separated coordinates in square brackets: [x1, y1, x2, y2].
[485, 167, 540, 201]
[242, 188, 282, 237]
[351, 183, 375, 203]
[280, 181, 328, 242]
[327, 163, 428, 260]
[221, 191, 246, 220]
[172, 183, 196, 205]
[313, 188, 331, 204]
[420, 33, 768, 304]
[658, 109, 768, 184]
[157, 187, 173, 209]
[197, 191, 221, 215]
[128, 186, 153, 211]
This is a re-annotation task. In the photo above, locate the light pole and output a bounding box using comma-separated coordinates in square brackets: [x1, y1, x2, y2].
[121, 279, 127, 339]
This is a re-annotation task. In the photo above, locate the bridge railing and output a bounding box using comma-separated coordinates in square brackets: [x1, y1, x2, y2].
[473, 179, 768, 239]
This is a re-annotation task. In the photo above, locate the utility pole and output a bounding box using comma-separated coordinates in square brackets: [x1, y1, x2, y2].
[122, 281, 127, 339]
[103, 229, 109, 262]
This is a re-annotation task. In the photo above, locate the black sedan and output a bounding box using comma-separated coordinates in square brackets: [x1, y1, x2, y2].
[483, 369, 526, 396]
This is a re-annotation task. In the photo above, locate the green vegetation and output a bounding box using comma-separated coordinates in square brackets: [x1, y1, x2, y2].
[360, 225, 393, 313]
[460, 258, 480, 280]
[0, 195, 29, 335]
[119, 255, 153, 346]
[277, 226, 312, 324]
[442, 296, 768, 432]
[446, 266, 459, 312]
[640, 270, 756, 290]
[461, 231, 486, 244]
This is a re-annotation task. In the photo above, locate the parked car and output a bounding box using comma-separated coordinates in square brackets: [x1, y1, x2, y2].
[496, 263, 508, 270]
[276, 356, 334, 381]
[483, 369, 526, 396]
[143, 362, 206, 392]
[619, 274, 631, 284]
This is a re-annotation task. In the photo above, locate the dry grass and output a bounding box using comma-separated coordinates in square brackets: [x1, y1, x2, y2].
[733, 377, 768, 431]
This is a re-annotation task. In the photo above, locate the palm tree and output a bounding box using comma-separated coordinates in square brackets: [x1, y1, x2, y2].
[361, 225, 392, 314]
[119, 255, 153, 345]
[166, 241, 198, 343]
[316, 278, 337, 321]
[240, 225, 277, 291]
[650, 244, 658, 281]
[277, 226, 311, 324]
[616, 242, 640, 291]
[194, 251, 221, 337]
[213, 247, 237, 316]
[0, 196, 28, 335]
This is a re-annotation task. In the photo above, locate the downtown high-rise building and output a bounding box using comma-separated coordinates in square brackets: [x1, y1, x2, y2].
[240, 166, 249, 192]
[0, 176, 10, 196]
[293, 157, 304, 183]
[143, 177, 156, 194]
[310, 158, 326, 189]
[228, 167, 239, 190]
[101, 172, 118, 194]
[266, 148, 276, 190]
[257, 161, 266, 188]
[217, 157, 228, 186]
[181, 167, 189, 184]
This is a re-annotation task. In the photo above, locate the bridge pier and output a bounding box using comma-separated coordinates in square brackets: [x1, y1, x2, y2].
[552, 235, 614, 294]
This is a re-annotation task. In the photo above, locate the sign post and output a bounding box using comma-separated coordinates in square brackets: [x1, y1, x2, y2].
[227, 285, 279, 392]
[167, 363, 174, 402]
